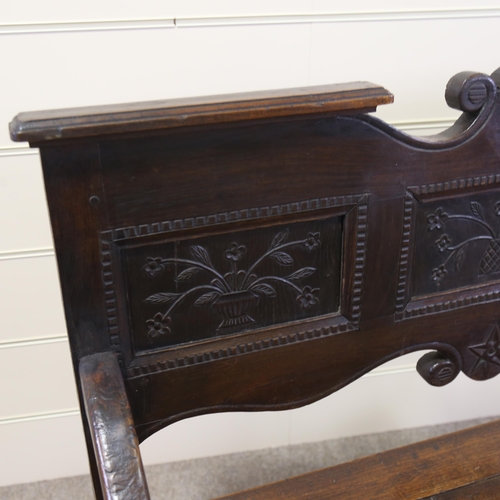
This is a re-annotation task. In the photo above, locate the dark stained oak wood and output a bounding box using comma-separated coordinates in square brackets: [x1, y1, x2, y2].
[421, 474, 500, 499]
[216, 419, 500, 500]
[10, 68, 500, 499]
[80, 352, 150, 500]
[9, 82, 392, 142]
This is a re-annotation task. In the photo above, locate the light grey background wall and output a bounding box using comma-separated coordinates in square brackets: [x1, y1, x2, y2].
[2, 1, 500, 487]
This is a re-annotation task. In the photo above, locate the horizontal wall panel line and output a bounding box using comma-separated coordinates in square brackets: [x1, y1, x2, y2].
[0, 248, 54, 261]
[1, 8, 499, 35]
[0, 335, 67, 350]
[0, 146, 37, 157]
[393, 118, 454, 131]
[1, 18, 175, 35]
[0, 408, 79, 426]
[177, 9, 500, 28]
[0, 119, 455, 157]
[366, 364, 416, 378]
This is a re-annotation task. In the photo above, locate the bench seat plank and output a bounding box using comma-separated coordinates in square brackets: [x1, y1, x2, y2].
[217, 419, 500, 500]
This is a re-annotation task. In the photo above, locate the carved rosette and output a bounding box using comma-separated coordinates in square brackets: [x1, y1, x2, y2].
[467, 323, 500, 380]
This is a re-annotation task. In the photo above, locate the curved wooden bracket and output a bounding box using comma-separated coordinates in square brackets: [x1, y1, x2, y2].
[360, 67, 499, 149]
[80, 352, 150, 500]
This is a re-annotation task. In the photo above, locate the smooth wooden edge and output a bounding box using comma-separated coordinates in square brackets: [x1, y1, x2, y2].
[80, 352, 151, 500]
[9, 82, 392, 143]
[420, 473, 500, 499]
[215, 419, 500, 500]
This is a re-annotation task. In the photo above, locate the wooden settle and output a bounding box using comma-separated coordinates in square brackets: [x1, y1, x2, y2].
[10, 68, 500, 498]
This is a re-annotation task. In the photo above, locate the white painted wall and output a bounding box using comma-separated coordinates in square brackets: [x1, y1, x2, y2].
[2, 1, 500, 487]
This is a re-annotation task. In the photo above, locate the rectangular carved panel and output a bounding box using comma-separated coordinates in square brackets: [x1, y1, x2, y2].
[120, 216, 343, 353]
[412, 191, 500, 297]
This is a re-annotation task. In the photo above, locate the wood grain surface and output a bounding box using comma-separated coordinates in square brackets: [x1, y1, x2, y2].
[217, 419, 500, 500]
[9, 82, 392, 142]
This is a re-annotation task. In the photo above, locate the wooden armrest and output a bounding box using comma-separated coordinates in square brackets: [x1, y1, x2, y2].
[217, 419, 500, 500]
[10, 82, 392, 142]
[80, 352, 150, 500]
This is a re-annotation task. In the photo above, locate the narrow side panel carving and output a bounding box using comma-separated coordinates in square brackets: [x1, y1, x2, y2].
[398, 184, 500, 320]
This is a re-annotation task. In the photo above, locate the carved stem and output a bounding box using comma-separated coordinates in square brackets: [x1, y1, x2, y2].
[164, 285, 222, 316]
[446, 215, 496, 237]
[444, 235, 493, 266]
[251, 276, 303, 294]
[242, 240, 305, 288]
[160, 258, 231, 292]
[231, 261, 238, 291]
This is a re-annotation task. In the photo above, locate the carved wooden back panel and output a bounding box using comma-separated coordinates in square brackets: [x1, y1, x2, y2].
[10, 71, 500, 443]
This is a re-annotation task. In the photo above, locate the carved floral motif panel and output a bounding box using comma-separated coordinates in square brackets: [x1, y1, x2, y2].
[412, 191, 500, 297]
[121, 216, 343, 352]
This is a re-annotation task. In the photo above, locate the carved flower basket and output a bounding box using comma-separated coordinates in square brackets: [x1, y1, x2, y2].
[479, 239, 500, 275]
[212, 290, 259, 329]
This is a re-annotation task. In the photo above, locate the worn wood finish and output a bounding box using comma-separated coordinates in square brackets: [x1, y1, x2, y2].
[216, 419, 500, 500]
[421, 474, 500, 499]
[10, 68, 500, 499]
[9, 82, 392, 142]
[80, 352, 150, 500]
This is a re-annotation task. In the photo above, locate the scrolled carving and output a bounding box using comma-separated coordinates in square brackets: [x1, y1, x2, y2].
[417, 351, 461, 387]
[358, 68, 498, 150]
[487, 66, 500, 91]
[445, 71, 497, 114]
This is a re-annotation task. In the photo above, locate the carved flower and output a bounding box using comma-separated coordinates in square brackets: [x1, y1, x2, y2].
[144, 257, 164, 277]
[297, 286, 320, 309]
[436, 234, 452, 252]
[146, 313, 171, 339]
[427, 208, 448, 231]
[224, 242, 246, 262]
[303, 232, 320, 251]
[431, 264, 447, 283]
[495, 201, 500, 216]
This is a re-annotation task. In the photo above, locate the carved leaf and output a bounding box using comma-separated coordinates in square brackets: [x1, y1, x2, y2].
[211, 278, 227, 293]
[270, 252, 294, 266]
[251, 283, 277, 297]
[246, 274, 258, 286]
[190, 245, 212, 267]
[286, 267, 316, 281]
[224, 272, 235, 288]
[194, 292, 220, 306]
[269, 229, 289, 250]
[145, 292, 182, 304]
[176, 267, 199, 282]
[470, 201, 485, 220]
[455, 248, 466, 273]
[236, 270, 247, 289]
